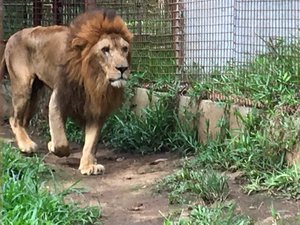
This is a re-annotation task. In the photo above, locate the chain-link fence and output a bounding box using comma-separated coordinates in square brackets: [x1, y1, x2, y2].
[2, 0, 300, 81]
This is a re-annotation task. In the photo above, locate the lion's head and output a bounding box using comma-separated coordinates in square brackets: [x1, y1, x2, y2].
[62, 9, 133, 118]
[91, 33, 131, 88]
[66, 9, 133, 89]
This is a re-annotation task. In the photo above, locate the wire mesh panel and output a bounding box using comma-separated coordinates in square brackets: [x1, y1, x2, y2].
[128, 1, 176, 79]
[2, 0, 176, 80]
[4, 0, 33, 39]
[182, 0, 300, 79]
[3, 0, 84, 39]
[235, 0, 300, 63]
[183, 0, 235, 80]
[2, 0, 300, 81]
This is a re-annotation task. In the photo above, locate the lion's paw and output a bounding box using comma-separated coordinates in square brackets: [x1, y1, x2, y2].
[48, 141, 70, 157]
[19, 140, 38, 154]
[79, 164, 105, 175]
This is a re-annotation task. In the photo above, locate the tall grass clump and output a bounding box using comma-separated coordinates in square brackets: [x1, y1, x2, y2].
[164, 203, 252, 225]
[188, 39, 300, 197]
[190, 39, 300, 108]
[1, 143, 100, 225]
[195, 109, 300, 196]
[158, 167, 229, 204]
[101, 75, 200, 154]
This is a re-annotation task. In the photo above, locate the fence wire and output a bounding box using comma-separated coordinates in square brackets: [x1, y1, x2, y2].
[2, 0, 300, 82]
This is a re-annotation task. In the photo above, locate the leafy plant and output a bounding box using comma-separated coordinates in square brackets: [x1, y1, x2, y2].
[164, 203, 252, 225]
[101, 76, 199, 154]
[167, 112, 201, 154]
[158, 166, 229, 204]
[65, 118, 84, 144]
[101, 95, 176, 154]
[1, 143, 101, 225]
[193, 108, 300, 197]
[188, 39, 300, 109]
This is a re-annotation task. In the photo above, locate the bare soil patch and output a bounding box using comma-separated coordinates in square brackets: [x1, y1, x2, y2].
[43, 144, 177, 225]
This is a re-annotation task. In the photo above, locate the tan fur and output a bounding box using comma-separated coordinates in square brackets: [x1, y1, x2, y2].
[2, 9, 133, 175]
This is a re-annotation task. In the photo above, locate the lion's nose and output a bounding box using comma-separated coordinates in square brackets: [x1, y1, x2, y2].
[116, 66, 128, 74]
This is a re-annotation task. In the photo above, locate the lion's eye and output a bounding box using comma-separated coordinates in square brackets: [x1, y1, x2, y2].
[101, 46, 110, 54]
[122, 46, 128, 53]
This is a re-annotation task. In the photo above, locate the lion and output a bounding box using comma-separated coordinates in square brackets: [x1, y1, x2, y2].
[1, 9, 133, 175]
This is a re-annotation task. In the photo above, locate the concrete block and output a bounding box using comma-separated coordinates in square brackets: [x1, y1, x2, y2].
[131, 88, 150, 116]
[178, 95, 199, 128]
[198, 100, 226, 143]
[285, 118, 300, 168]
[230, 105, 252, 136]
[132, 88, 170, 116]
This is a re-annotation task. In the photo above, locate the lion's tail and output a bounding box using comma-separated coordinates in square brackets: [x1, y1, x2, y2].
[0, 41, 7, 81]
[0, 40, 6, 122]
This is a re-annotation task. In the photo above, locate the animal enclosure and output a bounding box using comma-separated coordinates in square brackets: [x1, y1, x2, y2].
[2, 0, 300, 81]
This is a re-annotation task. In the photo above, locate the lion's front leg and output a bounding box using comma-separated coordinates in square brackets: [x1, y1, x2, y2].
[48, 89, 70, 157]
[79, 121, 104, 175]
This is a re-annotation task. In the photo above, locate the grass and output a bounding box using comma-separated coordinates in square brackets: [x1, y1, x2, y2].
[192, 109, 300, 197]
[101, 76, 199, 155]
[1, 143, 101, 225]
[102, 99, 176, 154]
[158, 167, 229, 205]
[164, 203, 252, 225]
[102, 39, 300, 198]
[179, 39, 300, 197]
[155, 39, 300, 224]
[13, 37, 300, 223]
[189, 39, 300, 108]
[65, 118, 84, 144]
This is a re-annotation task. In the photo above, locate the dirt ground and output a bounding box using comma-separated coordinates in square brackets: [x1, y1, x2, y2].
[1, 122, 300, 225]
[44, 145, 176, 225]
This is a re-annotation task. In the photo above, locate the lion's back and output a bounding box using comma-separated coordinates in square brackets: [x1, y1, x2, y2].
[5, 25, 70, 88]
[7, 25, 69, 55]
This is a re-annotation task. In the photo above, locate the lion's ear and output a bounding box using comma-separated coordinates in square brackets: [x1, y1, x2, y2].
[71, 37, 87, 50]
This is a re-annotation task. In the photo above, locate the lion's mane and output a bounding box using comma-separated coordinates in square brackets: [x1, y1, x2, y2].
[60, 9, 133, 122]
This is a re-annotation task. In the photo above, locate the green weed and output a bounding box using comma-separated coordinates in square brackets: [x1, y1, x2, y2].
[101, 76, 199, 154]
[65, 118, 84, 144]
[189, 39, 300, 108]
[1, 143, 100, 225]
[101, 96, 176, 154]
[158, 167, 229, 204]
[193, 109, 300, 197]
[164, 203, 252, 225]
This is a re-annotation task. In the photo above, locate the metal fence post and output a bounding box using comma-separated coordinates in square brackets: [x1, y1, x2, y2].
[169, 0, 184, 76]
[33, 0, 42, 26]
[53, 0, 63, 25]
[0, 0, 3, 40]
[85, 0, 97, 11]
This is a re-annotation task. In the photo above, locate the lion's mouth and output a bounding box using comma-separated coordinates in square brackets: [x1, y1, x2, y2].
[108, 77, 126, 83]
[109, 78, 127, 88]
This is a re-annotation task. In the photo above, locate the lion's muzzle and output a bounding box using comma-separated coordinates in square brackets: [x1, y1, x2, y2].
[109, 65, 129, 88]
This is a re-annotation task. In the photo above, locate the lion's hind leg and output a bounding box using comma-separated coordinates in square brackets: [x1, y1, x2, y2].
[9, 75, 38, 153]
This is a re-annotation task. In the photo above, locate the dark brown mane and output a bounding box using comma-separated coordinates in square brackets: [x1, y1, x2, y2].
[65, 9, 133, 83]
[62, 9, 133, 121]
[70, 9, 132, 46]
